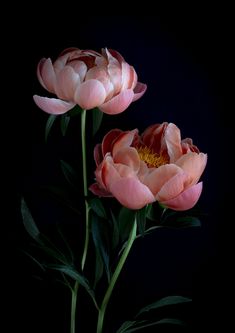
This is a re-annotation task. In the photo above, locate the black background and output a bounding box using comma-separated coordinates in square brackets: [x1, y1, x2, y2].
[5, 11, 233, 333]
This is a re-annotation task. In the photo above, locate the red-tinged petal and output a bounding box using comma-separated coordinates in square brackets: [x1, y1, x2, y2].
[132, 82, 147, 102]
[94, 144, 103, 166]
[143, 164, 183, 196]
[40, 58, 56, 93]
[175, 152, 207, 186]
[114, 147, 140, 172]
[33, 95, 75, 114]
[112, 129, 138, 156]
[102, 129, 123, 156]
[142, 122, 168, 153]
[165, 123, 183, 162]
[155, 172, 189, 201]
[160, 182, 203, 211]
[54, 66, 80, 100]
[114, 163, 138, 178]
[74, 79, 106, 110]
[89, 183, 112, 197]
[110, 177, 155, 210]
[108, 49, 125, 63]
[99, 89, 134, 115]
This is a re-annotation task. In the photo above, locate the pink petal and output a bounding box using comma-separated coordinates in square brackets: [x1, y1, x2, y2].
[86, 66, 114, 100]
[121, 62, 133, 90]
[99, 89, 134, 115]
[37, 58, 47, 90]
[143, 164, 183, 196]
[54, 66, 80, 100]
[102, 129, 122, 156]
[155, 172, 189, 201]
[69, 60, 87, 82]
[114, 147, 140, 172]
[94, 144, 103, 166]
[165, 123, 182, 162]
[175, 152, 207, 186]
[160, 182, 203, 211]
[33, 95, 75, 114]
[108, 49, 125, 63]
[101, 159, 121, 190]
[110, 177, 155, 210]
[40, 58, 56, 93]
[102, 129, 123, 156]
[112, 129, 138, 157]
[74, 79, 106, 110]
[142, 122, 168, 154]
[89, 183, 112, 197]
[132, 82, 147, 102]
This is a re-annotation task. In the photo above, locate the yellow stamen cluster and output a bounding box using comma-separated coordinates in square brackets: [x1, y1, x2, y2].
[137, 146, 168, 168]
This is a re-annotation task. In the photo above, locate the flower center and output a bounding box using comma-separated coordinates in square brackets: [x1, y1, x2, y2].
[137, 146, 168, 168]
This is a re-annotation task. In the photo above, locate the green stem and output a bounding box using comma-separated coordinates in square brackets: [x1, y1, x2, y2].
[70, 281, 79, 333]
[96, 220, 137, 333]
[81, 109, 89, 271]
[81, 200, 90, 270]
[81, 109, 88, 197]
[70, 109, 89, 333]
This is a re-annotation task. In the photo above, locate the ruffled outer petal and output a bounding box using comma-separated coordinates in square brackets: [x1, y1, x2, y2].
[109, 177, 155, 210]
[164, 123, 182, 162]
[175, 152, 207, 185]
[132, 82, 147, 102]
[33, 95, 75, 114]
[160, 182, 203, 211]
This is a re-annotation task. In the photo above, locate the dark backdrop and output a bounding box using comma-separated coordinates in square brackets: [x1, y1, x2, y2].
[5, 12, 232, 333]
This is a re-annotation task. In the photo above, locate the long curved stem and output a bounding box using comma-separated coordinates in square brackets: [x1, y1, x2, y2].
[70, 109, 89, 333]
[96, 220, 137, 333]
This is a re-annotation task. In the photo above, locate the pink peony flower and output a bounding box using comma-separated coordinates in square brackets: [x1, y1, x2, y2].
[90, 123, 207, 211]
[33, 48, 147, 115]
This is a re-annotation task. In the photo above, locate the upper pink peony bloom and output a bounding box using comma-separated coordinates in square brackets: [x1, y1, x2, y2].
[90, 123, 207, 211]
[33, 48, 147, 115]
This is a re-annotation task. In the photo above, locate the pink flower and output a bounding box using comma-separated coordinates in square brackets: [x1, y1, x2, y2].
[33, 48, 147, 115]
[90, 123, 207, 211]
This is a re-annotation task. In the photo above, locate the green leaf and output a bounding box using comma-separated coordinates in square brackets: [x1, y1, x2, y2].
[116, 318, 186, 333]
[136, 296, 192, 316]
[60, 160, 78, 189]
[94, 249, 104, 288]
[118, 207, 136, 242]
[110, 210, 119, 249]
[60, 114, 70, 136]
[176, 216, 201, 228]
[91, 212, 110, 282]
[89, 198, 107, 219]
[92, 107, 103, 135]
[45, 114, 57, 142]
[21, 198, 40, 241]
[68, 105, 83, 117]
[136, 206, 147, 236]
[116, 321, 138, 333]
[162, 213, 201, 228]
[47, 264, 95, 300]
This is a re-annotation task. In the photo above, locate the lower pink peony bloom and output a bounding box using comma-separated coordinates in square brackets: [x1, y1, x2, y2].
[90, 123, 207, 211]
